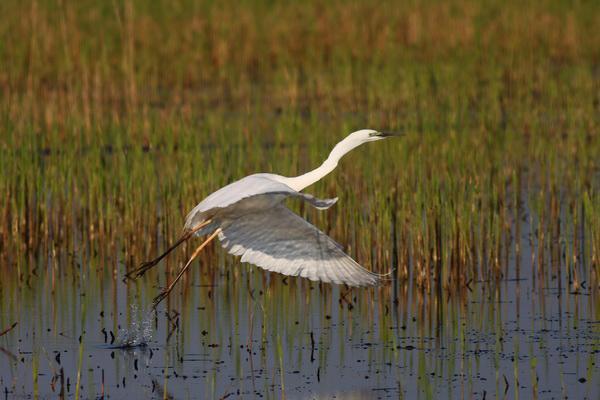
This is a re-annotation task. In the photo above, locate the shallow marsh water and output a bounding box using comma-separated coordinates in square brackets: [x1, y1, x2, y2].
[0, 3, 598, 398]
[0, 211, 597, 400]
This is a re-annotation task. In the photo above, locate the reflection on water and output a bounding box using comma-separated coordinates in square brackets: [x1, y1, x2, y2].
[0, 223, 598, 399]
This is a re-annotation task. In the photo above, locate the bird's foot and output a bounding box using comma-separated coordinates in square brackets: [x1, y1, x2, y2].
[123, 260, 159, 282]
[152, 289, 169, 310]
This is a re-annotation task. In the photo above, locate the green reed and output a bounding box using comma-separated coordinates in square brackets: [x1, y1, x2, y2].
[0, 0, 598, 307]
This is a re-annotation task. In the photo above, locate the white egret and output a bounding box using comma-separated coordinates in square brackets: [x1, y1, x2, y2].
[126, 129, 402, 307]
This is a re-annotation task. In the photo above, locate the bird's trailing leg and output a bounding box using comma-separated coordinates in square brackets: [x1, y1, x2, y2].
[124, 219, 212, 281]
[152, 228, 221, 309]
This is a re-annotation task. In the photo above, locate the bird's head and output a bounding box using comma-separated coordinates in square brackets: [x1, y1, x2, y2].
[347, 129, 404, 143]
[327, 128, 404, 162]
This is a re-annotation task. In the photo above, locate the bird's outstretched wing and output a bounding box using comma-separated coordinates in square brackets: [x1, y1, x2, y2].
[218, 205, 385, 287]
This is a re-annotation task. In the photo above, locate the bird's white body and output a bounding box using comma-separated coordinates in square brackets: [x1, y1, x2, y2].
[179, 129, 394, 287]
[184, 174, 335, 233]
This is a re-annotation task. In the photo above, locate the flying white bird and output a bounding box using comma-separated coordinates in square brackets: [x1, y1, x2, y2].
[126, 129, 401, 307]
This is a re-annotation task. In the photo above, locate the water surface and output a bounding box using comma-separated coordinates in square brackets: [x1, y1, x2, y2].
[1, 217, 598, 400]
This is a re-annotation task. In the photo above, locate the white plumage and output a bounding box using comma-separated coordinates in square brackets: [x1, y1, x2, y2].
[218, 203, 382, 286]
[130, 129, 401, 305]
[183, 174, 337, 236]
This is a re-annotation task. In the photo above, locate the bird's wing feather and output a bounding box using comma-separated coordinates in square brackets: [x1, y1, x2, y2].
[184, 174, 336, 231]
[217, 204, 384, 287]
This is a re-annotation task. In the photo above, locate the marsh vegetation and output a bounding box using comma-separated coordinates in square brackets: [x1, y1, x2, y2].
[0, 0, 598, 398]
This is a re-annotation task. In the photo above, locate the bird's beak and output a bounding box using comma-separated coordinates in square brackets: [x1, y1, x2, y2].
[375, 131, 404, 138]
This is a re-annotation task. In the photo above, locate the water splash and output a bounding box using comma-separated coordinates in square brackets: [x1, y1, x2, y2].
[115, 304, 153, 348]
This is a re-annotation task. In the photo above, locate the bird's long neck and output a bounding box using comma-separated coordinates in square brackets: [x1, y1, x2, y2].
[283, 136, 363, 191]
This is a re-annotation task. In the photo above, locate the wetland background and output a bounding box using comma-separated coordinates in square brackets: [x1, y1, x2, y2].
[0, 0, 598, 398]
